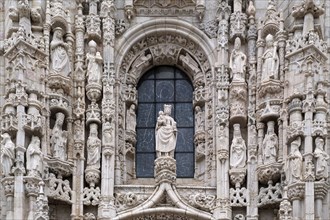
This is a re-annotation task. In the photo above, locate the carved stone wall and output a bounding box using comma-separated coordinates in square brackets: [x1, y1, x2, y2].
[0, 0, 329, 220]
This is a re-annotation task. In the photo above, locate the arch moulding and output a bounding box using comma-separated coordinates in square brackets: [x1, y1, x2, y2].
[115, 18, 217, 87]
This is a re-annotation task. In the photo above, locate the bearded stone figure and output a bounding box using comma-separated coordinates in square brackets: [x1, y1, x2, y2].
[27, 136, 43, 177]
[51, 112, 67, 160]
[86, 40, 103, 84]
[50, 27, 71, 76]
[314, 137, 329, 181]
[0, 133, 15, 176]
[286, 137, 302, 184]
[261, 34, 279, 81]
[155, 105, 177, 158]
[262, 121, 278, 165]
[230, 124, 246, 168]
[87, 123, 101, 170]
[229, 37, 247, 82]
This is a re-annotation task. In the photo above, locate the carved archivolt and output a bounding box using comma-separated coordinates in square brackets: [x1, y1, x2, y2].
[116, 18, 215, 87]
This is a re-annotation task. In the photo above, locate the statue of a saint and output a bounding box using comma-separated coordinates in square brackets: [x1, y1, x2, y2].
[195, 106, 204, 132]
[286, 137, 302, 184]
[103, 121, 112, 145]
[229, 37, 247, 82]
[262, 121, 278, 165]
[0, 133, 15, 176]
[261, 34, 279, 82]
[27, 136, 43, 177]
[50, 27, 71, 76]
[155, 105, 177, 158]
[86, 40, 103, 84]
[126, 104, 136, 132]
[314, 137, 329, 181]
[87, 123, 101, 170]
[230, 124, 246, 168]
[51, 112, 67, 160]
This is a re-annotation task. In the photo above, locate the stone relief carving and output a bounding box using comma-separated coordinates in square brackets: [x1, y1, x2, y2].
[188, 193, 216, 211]
[50, 27, 71, 76]
[195, 106, 205, 132]
[199, 20, 218, 38]
[261, 34, 279, 82]
[0, 133, 15, 176]
[155, 105, 177, 158]
[86, 40, 103, 85]
[26, 136, 43, 177]
[50, 112, 67, 161]
[47, 173, 72, 203]
[258, 182, 282, 207]
[314, 137, 329, 181]
[230, 187, 247, 206]
[83, 186, 100, 205]
[230, 124, 246, 168]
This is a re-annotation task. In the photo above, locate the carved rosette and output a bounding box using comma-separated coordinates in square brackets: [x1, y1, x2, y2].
[154, 156, 176, 184]
[229, 168, 247, 188]
[257, 162, 282, 184]
[287, 182, 305, 201]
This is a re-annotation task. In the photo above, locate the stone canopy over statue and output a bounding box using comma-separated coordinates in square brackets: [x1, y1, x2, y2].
[155, 104, 177, 158]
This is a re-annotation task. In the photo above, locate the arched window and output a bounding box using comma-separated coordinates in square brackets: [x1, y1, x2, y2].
[136, 66, 194, 178]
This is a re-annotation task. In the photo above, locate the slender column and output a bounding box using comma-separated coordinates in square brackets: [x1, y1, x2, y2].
[98, 2, 116, 218]
[303, 73, 315, 220]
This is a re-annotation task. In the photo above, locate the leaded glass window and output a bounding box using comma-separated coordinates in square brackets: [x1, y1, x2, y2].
[136, 66, 194, 178]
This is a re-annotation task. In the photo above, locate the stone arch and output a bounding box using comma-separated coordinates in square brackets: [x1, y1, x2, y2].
[115, 18, 216, 87]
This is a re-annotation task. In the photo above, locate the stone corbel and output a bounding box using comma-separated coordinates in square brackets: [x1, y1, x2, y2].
[195, 0, 205, 21]
[124, 0, 135, 21]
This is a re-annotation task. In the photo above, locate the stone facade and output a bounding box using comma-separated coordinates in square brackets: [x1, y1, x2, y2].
[0, 0, 330, 219]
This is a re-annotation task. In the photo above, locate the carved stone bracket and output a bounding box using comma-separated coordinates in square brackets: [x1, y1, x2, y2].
[287, 182, 305, 201]
[46, 157, 73, 178]
[257, 162, 282, 184]
[47, 74, 72, 95]
[229, 168, 247, 188]
[85, 168, 101, 188]
[154, 156, 176, 185]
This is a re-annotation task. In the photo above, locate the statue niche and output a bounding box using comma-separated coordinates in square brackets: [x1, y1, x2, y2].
[262, 121, 278, 165]
[86, 40, 103, 85]
[50, 27, 71, 76]
[229, 37, 247, 82]
[0, 133, 15, 176]
[261, 34, 279, 82]
[285, 137, 303, 184]
[314, 137, 329, 181]
[230, 124, 246, 168]
[27, 136, 43, 177]
[50, 112, 68, 161]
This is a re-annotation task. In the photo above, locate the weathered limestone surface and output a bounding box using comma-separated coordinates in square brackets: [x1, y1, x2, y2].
[0, 0, 329, 219]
